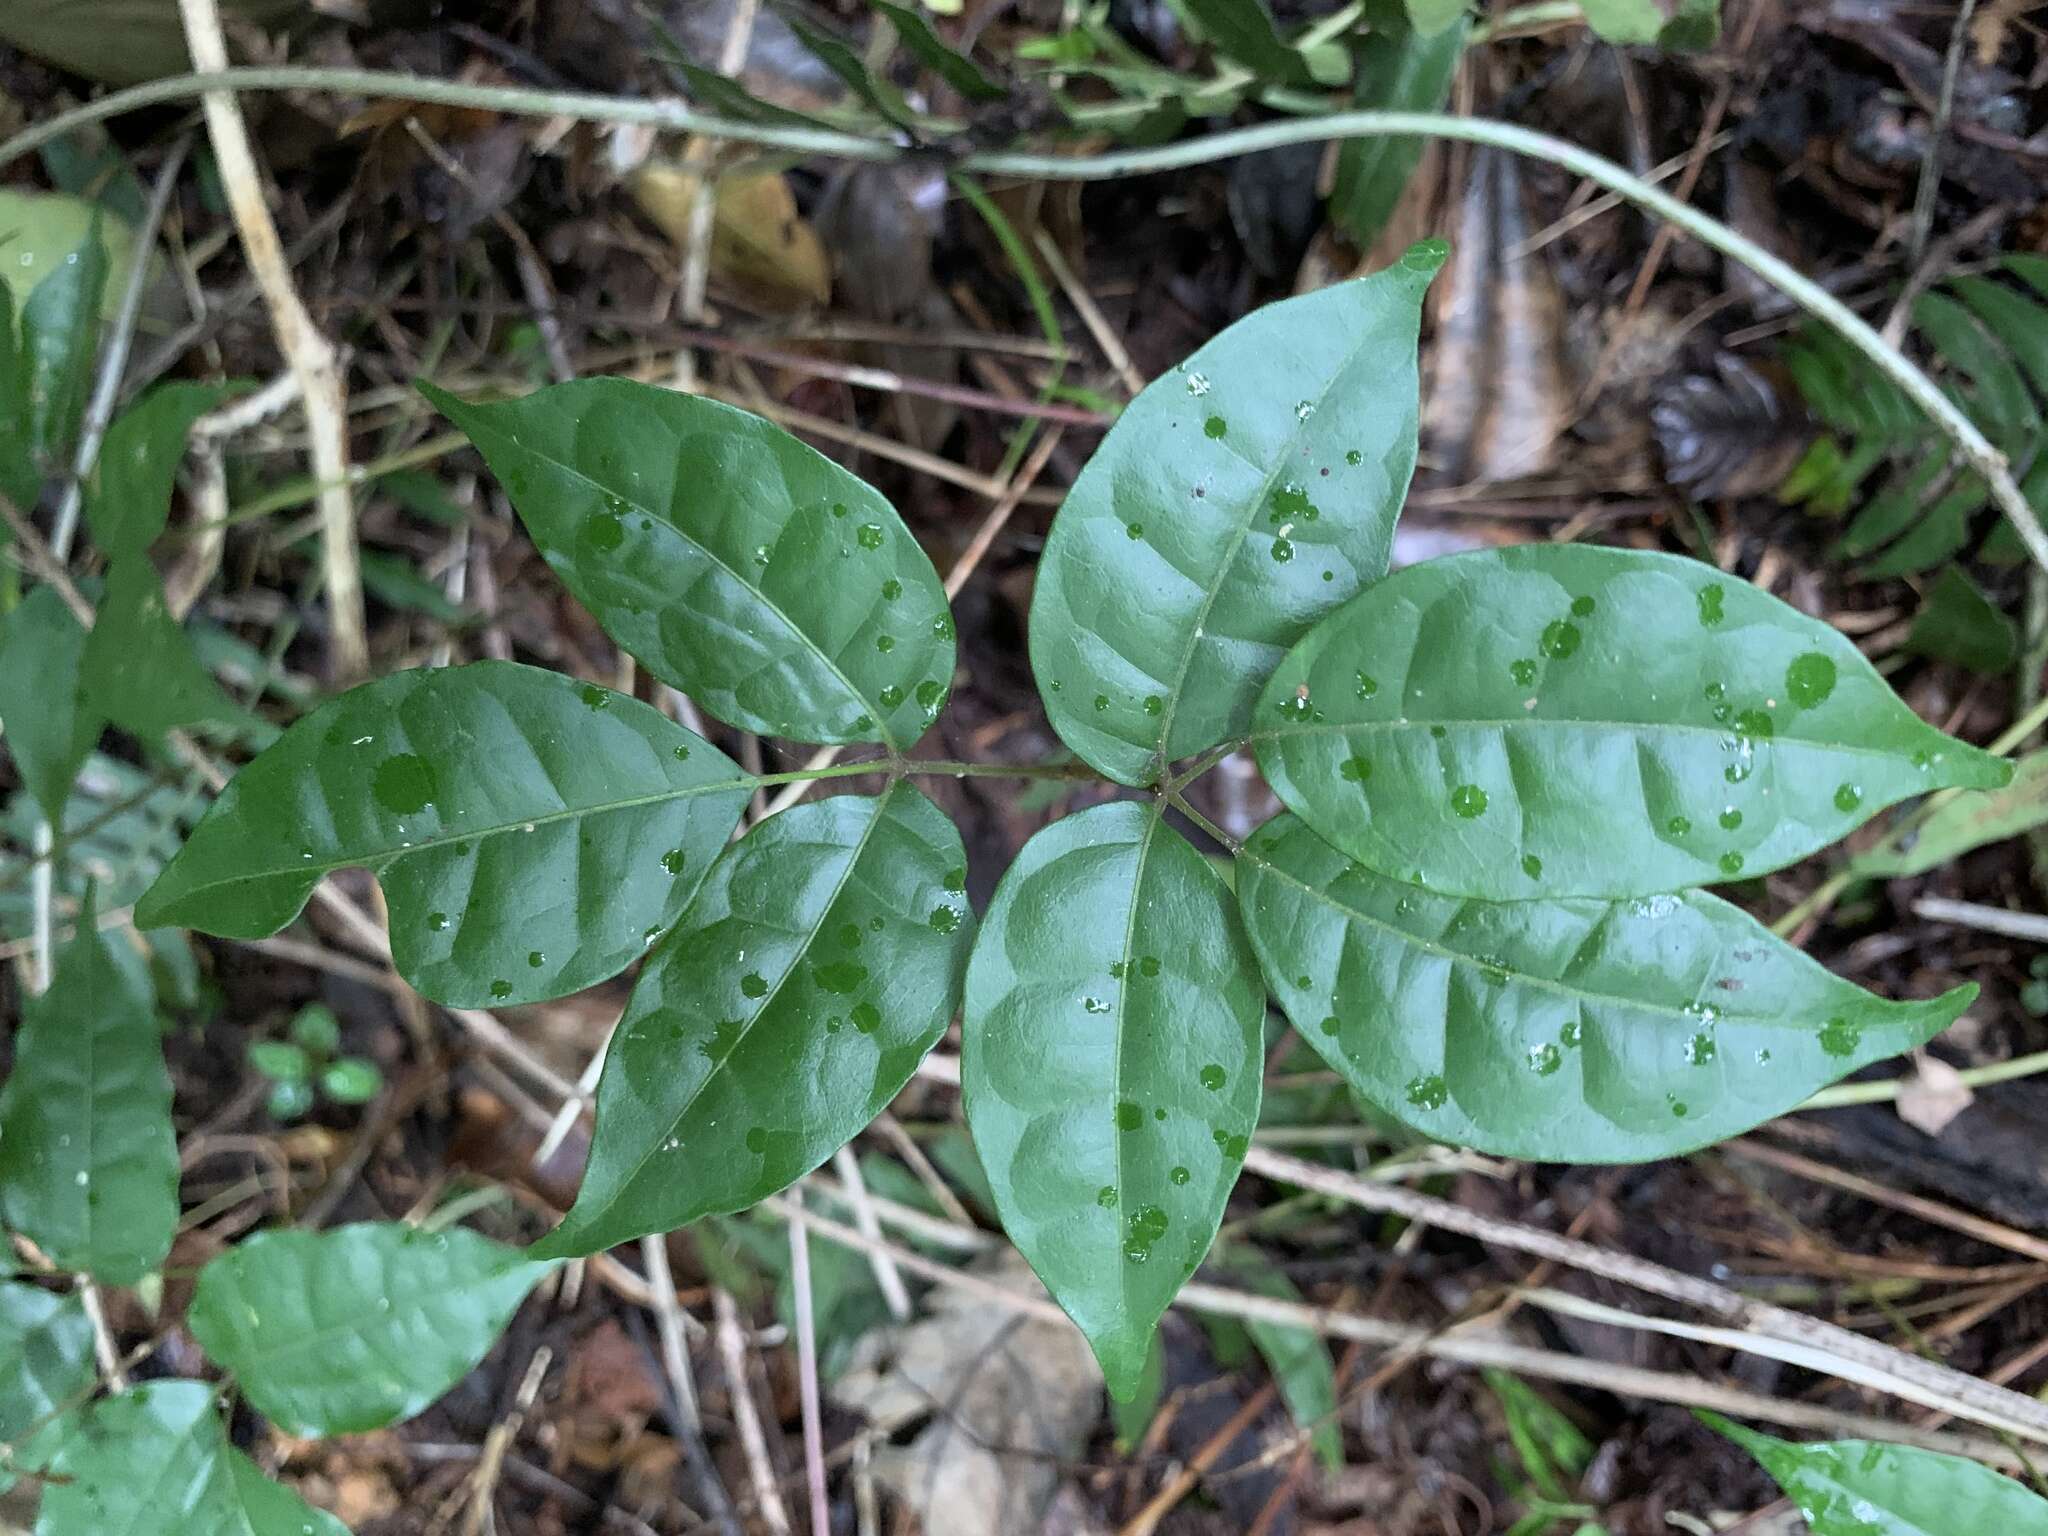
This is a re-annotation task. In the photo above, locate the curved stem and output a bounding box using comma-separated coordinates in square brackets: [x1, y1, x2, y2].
[9, 75, 2033, 570]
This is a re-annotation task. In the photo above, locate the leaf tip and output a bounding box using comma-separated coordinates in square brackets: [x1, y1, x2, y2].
[1399, 237, 1449, 279]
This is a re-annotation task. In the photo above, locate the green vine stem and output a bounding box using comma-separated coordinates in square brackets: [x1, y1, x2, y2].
[7, 71, 2042, 575]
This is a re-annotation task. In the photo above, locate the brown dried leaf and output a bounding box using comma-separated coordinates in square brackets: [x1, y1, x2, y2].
[629, 163, 832, 311]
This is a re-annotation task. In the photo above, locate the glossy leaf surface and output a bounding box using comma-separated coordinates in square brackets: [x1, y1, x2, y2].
[0, 909, 176, 1285]
[537, 784, 972, 1257]
[1253, 546, 2009, 899]
[1030, 245, 1442, 786]
[85, 382, 231, 558]
[0, 1284, 93, 1485]
[1235, 814, 1969, 1161]
[1703, 1413, 2048, 1535]
[0, 585, 99, 822]
[137, 661, 749, 1007]
[422, 380, 953, 749]
[189, 1223, 550, 1436]
[962, 801, 1265, 1397]
[27, 1380, 348, 1536]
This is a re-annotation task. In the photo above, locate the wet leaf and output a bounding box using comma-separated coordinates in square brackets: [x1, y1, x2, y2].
[27, 1380, 348, 1536]
[962, 801, 1266, 1398]
[1252, 545, 2009, 900]
[85, 382, 231, 558]
[0, 585, 100, 823]
[1030, 243, 1442, 786]
[136, 661, 750, 1008]
[1235, 813, 1970, 1161]
[189, 1223, 550, 1437]
[421, 381, 954, 749]
[536, 784, 972, 1257]
[0, 1283, 94, 1488]
[1701, 1412, 2048, 1535]
[0, 900, 177, 1285]
[1331, 4, 1464, 250]
[1855, 749, 2048, 879]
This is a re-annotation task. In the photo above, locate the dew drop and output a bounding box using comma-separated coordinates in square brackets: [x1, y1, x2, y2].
[661, 848, 687, 875]
[584, 511, 625, 551]
[1571, 595, 1596, 617]
[1527, 1042, 1562, 1076]
[1355, 671, 1380, 699]
[1114, 1100, 1143, 1131]
[1818, 1016, 1860, 1056]
[1540, 620, 1581, 659]
[1199, 1063, 1227, 1090]
[1719, 851, 1745, 875]
[741, 972, 769, 998]
[1169, 1166, 1191, 1186]
[1786, 651, 1837, 708]
[851, 1001, 882, 1033]
[1340, 756, 1372, 783]
[1509, 658, 1537, 687]
[527, 951, 545, 968]
[580, 683, 610, 709]
[1719, 807, 1743, 830]
[489, 980, 512, 1000]
[929, 904, 962, 934]
[745, 1127, 768, 1154]
[882, 577, 903, 600]
[944, 866, 968, 892]
[1097, 1185, 1118, 1209]
[1345, 449, 1363, 466]
[1126, 521, 1144, 539]
[1734, 707, 1774, 738]
[427, 911, 449, 932]
[1697, 585, 1726, 627]
[372, 753, 437, 815]
[1270, 537, 1295, 563]
[1083, 996, 1112, 1015]
[673, 744, 691, 761]
[1185, 372, 1211, 396]
[1203, 415, 1226, 439]
[1834, 782, 1863, 812]
[1667, 815, 1692, 837]
[1405, 1073, 1449, 1111]
[1294, 399, 1314, 421]
[1144, 695, 1164, 716]
[1139, 955, 1160, 977]
[814, 961, 868, 994]
[1560, 1018, 1583, 1048]
[856, 523, 885, 550]
[1450, 784, 1489, 819]
[1318, 1014, 1340, 1036]
[875, 634, 895, 653]
[831, 501, 849, 518]
[1109, 960, 1126, 979]
[879, 685, 905, 708]
[1685, 1032, 1717, 1066]
[1153, 1107, 1167, 1121]
[1521, 853, 1543, 879]
[916, 679, 946, 712]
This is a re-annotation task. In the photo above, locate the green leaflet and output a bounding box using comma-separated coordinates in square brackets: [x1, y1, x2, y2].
[0, 906, 177, 1285]
[0, 1284, 94, 1489]
[0, 276, 30, 509]
[1905, 565, 2017, 674]
[135, 661, 750, 1008]
[536, 784, 973, 1257]
[962, 800, 1265, 1398]
[0, 585, 100, 823]
[188, 1223, 551, 1437]
[1580, 0, 1720, 48]
[1234, 814, 1970, 1162]
[1030, 244, 1442, 786]
[17, 220, 107, 486]
[421, 381, 955, 750]
[85, 382, 233, 558]
[81, 556, 251, 742]
[1252, 545, 2008, 900]
[1177, 0, 1351, 87]
[1210, 1245, 1341, 1470]
[1702, 1413, 2048, 1536]
[1856, 750, 2048, 879]
[1331, 4, 1465, 250]
[25, 1380, 349, 1536]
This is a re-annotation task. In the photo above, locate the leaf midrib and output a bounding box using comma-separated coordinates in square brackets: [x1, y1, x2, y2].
[1249, 713, 1948, 767]
[495, 420, 901, 751]
[1238, 836, 1814, 1029]
[1146, 307, 1391, 781]
[1110, 806, 1162, 1330]
[159, 775, 751, 910]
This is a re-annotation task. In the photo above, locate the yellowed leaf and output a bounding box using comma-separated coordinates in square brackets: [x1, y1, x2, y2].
[630, 163, 831, 311]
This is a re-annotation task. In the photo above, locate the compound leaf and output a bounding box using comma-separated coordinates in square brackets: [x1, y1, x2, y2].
[962, 800, 1265, 1398]
[0, 584, 100, 823]
[136, 661, 750, 1008]
[1252, 545, 2008, 900]
[189, 1223, 550, 1437]
[421, 381, 954, 750]
[27, 1379, 349, 1536]
[0, 905, 176, 1285]
[536, 784, 972, 1257]
[1031, 244, 1442, 786]
[1702, 1412, 2048, 1536]
[86, 381, 231, 558]
[1235, 813, 1969, 1162]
